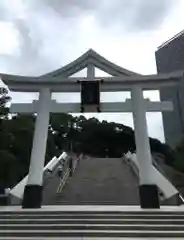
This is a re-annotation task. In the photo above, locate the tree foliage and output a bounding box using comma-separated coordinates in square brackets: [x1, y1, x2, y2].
[0, 87, 11, 119]
[174, 137, 184, 172]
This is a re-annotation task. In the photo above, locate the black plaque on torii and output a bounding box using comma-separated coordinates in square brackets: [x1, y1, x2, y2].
[80, 80, 102, 113]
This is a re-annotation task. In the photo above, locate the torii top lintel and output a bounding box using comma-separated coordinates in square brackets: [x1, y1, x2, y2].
[0, 49, 183, 92]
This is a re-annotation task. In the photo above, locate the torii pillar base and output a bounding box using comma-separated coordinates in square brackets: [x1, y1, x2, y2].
[22, 185, 43, 208]
[139, 185, 160, 209]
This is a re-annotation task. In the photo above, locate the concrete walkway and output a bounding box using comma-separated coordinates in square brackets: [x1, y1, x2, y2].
[53, 157, 139, 205]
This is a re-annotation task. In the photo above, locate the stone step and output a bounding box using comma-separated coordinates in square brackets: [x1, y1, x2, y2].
[1, 229, 184, 238]
[2, 208, 184, 238]
[0, 238, 181, 240]
[2, 210, 184, 215]
[0, 238, 80, 240]
[2, 223, 184, 231]
[2, 218, 184, 225]
[1, 213, 184, 219]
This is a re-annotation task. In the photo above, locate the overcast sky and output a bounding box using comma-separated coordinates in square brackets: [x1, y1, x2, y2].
[0, 0, 184, 142]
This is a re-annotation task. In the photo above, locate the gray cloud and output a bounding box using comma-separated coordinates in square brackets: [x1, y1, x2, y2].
[0, 0, 177, 75]
[27, 0, 98, 18]
[27, 0, 175, 30]
[131, 0, 175, 30]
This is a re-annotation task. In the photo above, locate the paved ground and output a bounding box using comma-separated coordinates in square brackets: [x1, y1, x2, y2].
[52, 157, 140, 205]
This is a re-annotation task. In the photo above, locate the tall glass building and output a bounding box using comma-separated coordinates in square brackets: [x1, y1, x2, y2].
[155, 30, 184, 147]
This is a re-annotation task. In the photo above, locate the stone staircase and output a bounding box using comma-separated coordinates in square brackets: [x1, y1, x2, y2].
[1, 208, 184, 239]
[52, 157, 140, 205]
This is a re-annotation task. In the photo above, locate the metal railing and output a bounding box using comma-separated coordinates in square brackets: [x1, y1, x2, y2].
[56, 153, 83, 193]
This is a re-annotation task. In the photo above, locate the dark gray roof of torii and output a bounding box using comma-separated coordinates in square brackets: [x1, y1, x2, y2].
[0, 49, 183, 92]
[0, 49, 139, 83]
[41, 48, 140, 78]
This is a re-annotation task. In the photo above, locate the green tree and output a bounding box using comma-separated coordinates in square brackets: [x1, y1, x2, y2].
[150, 138, 175, 166]
[174, 137, 184, 172]
[0, 150, 19, 188]
[0, 87, 11, 119]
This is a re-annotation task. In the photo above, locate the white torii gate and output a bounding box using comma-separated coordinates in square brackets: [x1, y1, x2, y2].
[1, 49, 183, 209]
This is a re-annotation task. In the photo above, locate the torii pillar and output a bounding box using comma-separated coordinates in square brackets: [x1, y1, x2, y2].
[21, 88, 51, 207]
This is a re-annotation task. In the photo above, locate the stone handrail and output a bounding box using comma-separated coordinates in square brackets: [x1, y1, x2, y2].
[9, 152, 68, 200]
[125, 152, 179, 200]
[123, 154, 139, 179]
